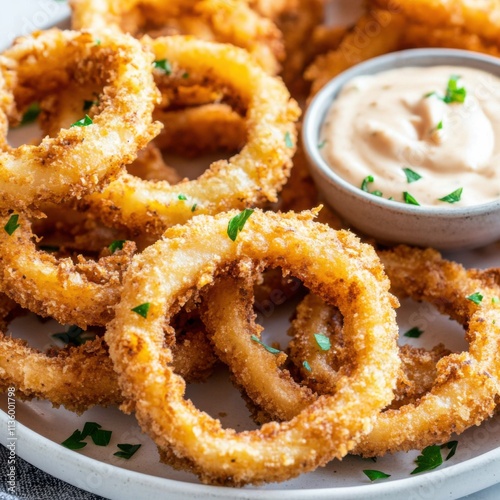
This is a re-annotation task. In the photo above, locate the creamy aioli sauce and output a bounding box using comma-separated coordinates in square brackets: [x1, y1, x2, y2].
[320, 65, 500, 207]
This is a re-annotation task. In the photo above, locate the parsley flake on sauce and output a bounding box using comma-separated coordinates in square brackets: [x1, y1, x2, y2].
[227, 209, 254, 241]
[402, 168, 422, 183]
[403, 191, 420, 206]
[361, 175, 383, 197]
[438, 187, 463, 203]
[303, 360, 312, 372]
[425, 75, 467, 105]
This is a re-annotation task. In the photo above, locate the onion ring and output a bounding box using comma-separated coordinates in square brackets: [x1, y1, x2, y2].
[201, 270, 316, 423]
[0, 215, 135, 328]
[105, 209, 400, 486]
[82, 36, 300, 237]
[298, 246, 500, 456]
[0, 300, 217, 413]
[69, 0, 284, 74]
[288, 292, 450, 408]
[0, 29, 160, 213]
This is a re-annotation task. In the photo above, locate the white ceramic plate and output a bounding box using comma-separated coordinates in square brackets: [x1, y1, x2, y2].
[2, 2, 500, 499]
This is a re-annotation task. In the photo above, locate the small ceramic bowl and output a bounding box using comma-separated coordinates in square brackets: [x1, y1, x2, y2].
[302, 48, 500, 250]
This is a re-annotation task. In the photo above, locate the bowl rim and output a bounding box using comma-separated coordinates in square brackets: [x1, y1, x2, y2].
[302, 47, 500, 217]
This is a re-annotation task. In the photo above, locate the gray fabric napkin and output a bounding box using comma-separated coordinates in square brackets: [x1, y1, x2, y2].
[0, 445, 106, 500]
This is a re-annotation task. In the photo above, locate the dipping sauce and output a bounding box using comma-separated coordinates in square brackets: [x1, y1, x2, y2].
[320, 65, 500, 207]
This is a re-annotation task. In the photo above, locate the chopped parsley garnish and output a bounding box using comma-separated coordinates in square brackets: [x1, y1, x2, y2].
[114, 443, 142, 459]
[62, 422, 113, 450]
[153, 59, 172, 75]
[132, 302, 150, 318]
[52, 325, 94, 346]
[425, 75, 467, 105]
[20, 103, 41, 126]
[403, 191, 420, 205]
[444, 75, 467, 104]
[4, 214, 20, 235]
[91, 428, 112, 447]
[467, 292, 483, 305]
[314, 333, 331, 351]
[81, 422, 102, 440]
[191, 203, 198, 212]
[284, 131, 294, 148]
[61, 430, 87, 450]
[403, 326, 424, 338]
[438, 187, 463, 203]
[227, 209, 254, 241]
[109, 239, 126, 254]
[178, 194, 187, 201]
[318, 139, 326, 149]
[182, 72, 189, 79]
[363, 469, 391, 481]
[70, 114, 93, 127]
[411, 445, 443, 474]
[436, 120, 443, 131]
[250, 334, 281, 355]
[361, 175, 383, 197]
[492, 297, 500, 304]
[303, 360, 312, 372]
[402, 168, 422, 183]
[442, 440, 458, 461]
[411, 441, 458, 474]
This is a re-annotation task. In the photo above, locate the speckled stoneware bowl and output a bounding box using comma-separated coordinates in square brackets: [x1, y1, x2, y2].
[303, 48, 500, 250]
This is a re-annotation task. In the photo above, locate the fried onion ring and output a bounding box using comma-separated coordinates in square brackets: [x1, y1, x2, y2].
[0, 29, 160, 213]
[358, 247, 500, 455]
[201, 271, 316, 423]
[82, 37, 300, 237]
[288, 292, 451, 408]
[105, 209, 400, 486]
[0, 215, 135, 328]
[69, 0, 284, 74]
[0, 300, 217, 413]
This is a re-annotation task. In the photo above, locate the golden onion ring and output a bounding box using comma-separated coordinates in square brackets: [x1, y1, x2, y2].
[0, 29, 160, 213]
[105, 209, 400, 486]
[83, 36, 300, 237]
[69, 0, 283, 74]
